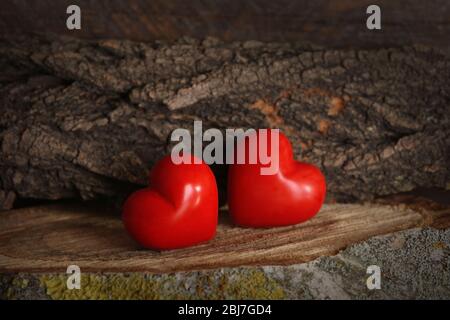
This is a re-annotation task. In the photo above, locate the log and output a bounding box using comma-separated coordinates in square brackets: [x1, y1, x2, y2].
[0, 202, 449, 273]
[0, 36, 449, 209]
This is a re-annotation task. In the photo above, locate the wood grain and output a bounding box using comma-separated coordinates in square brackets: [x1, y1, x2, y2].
[0, 202, 448, 273]
[1, 0, 449, 48]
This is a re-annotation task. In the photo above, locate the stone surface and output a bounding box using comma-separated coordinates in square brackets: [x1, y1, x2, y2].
[1, 227, 449, 299]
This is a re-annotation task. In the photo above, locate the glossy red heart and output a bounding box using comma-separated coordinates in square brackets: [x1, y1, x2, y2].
[228, 130, 326, 227]
[122, 154, 218, 250]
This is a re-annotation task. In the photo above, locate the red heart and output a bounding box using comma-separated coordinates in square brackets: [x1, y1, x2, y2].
[228, 130, 326, 227]
[122, 154, 218, 250]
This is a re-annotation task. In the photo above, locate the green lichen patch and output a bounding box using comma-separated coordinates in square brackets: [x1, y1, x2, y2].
[33, 268, 285, 300]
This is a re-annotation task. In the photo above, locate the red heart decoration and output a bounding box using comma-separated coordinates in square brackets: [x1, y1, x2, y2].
[122, 154, 218, 250]
[228, 130, 326, 227]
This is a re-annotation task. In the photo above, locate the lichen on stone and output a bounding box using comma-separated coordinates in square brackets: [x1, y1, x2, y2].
[34, 268, 285, 300]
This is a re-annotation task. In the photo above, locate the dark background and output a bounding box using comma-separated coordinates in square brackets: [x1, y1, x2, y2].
[1, 0, 449, 48]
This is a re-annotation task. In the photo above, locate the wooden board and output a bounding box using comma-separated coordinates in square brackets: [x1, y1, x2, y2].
[0, 202, 448, 273]
[1, 0, 449, 48]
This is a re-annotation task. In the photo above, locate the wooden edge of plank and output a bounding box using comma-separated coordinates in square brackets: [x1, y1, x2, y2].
[0, 201, 449, 273]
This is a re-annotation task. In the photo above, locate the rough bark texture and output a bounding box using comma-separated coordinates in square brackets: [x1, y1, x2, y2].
[0, 36, 449, 209]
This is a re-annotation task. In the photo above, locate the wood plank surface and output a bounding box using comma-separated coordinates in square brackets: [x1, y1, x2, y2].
[1, 0, 449, 48]
[0, 202, 448, 273]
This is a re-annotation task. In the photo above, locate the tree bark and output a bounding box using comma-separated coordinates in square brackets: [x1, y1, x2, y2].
[0, 36, 449, 209]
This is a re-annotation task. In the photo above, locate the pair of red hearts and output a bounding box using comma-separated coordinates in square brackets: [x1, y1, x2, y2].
[123, 130, 326, 250]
